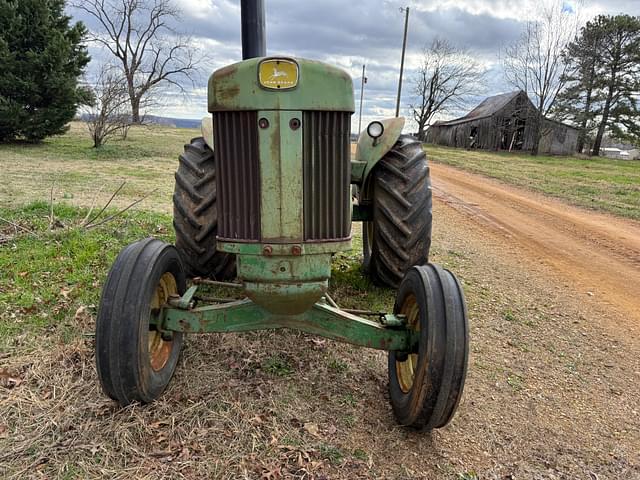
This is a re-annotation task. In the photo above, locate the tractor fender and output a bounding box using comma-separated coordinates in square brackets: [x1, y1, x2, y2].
[353, 117, 405, 198]
[201, 116, 214, 149]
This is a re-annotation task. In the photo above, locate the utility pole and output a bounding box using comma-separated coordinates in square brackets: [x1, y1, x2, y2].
[358, 64, 367, 134]
[395, 6, 409, 117]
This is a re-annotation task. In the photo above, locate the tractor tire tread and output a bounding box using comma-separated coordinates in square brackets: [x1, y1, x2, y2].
[366, 134, 432, 288]
[173, 137, 236, 280]
[387, 264, 469, 429]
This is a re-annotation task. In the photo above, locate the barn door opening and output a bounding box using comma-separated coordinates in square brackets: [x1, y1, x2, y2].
[469, 126, 478, 149]
[509, 119, 526, 151]
[500, 119, 512, 150]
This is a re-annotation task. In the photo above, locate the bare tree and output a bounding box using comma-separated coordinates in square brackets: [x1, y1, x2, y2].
[409, 39, 486, 141]
[85, 66, 131, 148]
[72, 0, 200, 123]
[503, 1, 580, 155]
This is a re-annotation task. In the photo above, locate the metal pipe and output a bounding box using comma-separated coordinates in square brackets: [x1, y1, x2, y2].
[358, 64, 366, 134]
[395, 6, 409, 117]
[342, 308, 386, 317]
[241, 0, 266, 60]
[324, 293, 339, 308]
[192, 278, 243, 289]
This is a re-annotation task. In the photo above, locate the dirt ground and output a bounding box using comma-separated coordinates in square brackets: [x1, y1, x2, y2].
[2, 158, 640, 479]
[425, 164, 640, 478]
[430, 163, 640, 330]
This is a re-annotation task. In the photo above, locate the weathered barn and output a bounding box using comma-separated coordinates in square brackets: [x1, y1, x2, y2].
[425, 91, 579, 155]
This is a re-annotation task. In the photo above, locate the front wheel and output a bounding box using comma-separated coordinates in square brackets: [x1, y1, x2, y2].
[96, 238, 185, 406]
[388, 264, 469, 429]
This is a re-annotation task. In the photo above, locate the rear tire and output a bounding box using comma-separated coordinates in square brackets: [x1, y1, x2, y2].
[96, 238, 185, 406]
[173, 137, 235, 280]
[388, 264, 469, 429]
[363, 135, 432, 288]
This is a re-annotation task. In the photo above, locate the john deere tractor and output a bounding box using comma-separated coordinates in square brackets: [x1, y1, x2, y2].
[95, 1, 468, 430]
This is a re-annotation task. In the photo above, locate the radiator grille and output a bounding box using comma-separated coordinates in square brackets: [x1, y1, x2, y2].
[213, 111, 261, 241]
[303, 111, 352, 241]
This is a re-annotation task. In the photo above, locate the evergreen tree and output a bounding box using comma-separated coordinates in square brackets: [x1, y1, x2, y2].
[0, 0, 90, 142]
[555, 15, 640, 154]
[554, 27, 604, 153]
[589, 15, 640, 155]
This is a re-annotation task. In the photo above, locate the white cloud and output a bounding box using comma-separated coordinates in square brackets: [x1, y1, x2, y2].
[70, 0, 640, 131]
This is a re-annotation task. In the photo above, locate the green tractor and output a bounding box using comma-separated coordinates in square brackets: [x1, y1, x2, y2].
[95, 2, 468, 430]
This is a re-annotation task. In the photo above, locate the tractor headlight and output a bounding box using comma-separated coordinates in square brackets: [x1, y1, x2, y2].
[367, 121, 384, 139]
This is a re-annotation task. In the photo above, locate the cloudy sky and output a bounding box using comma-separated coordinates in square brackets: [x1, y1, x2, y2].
[69, 0, 639, 133]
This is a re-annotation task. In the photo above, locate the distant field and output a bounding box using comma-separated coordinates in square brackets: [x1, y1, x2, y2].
[3, 125, 637, 221]
[0, 122, 199, 214]
[425, 144, 640, 220]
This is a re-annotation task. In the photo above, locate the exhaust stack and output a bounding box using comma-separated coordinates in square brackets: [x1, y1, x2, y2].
[241, 0, 266, 60]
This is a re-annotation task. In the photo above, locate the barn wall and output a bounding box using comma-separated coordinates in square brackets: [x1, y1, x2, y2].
[425, 92, 578, 156]
[539, 120, 579, 155]
[492, 93, 539, 151]
[426, 117, 501, 150]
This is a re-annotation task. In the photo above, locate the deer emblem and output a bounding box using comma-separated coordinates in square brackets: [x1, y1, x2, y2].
[269, 66, 288, 80]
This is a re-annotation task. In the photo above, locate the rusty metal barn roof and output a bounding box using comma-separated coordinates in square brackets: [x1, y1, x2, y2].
[433, 91, 522, 127]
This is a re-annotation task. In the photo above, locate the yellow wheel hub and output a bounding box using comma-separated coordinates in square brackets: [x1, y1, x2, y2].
[395, 293, 420, 393]
[149, 272, 178, 371]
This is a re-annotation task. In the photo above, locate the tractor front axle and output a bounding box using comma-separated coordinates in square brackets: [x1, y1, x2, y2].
[156, 291, 417, 352]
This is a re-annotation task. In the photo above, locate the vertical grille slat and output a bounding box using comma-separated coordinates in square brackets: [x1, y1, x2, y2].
[303, 111, 351, 241]
[213, 111, 261, 241]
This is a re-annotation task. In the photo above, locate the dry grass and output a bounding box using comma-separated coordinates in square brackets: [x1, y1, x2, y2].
[1, 332, 390, 479]
[1, 126, 639, 479]
[0, 122, 196, 215]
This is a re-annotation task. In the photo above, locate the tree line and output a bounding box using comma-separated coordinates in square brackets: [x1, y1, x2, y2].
[411, 4, 640, 156]
[556, 14, 640, 155]
[0, 0, 199, 147]
[0, 0, 637, 155]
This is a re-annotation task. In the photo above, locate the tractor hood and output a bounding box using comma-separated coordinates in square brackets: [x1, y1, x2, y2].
[208, 57, 355, 112]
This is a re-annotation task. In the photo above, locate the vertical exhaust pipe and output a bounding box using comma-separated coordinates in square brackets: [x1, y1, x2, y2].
[241, 0, 266, 59]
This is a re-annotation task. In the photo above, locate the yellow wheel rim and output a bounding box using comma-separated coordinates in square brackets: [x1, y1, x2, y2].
[149, 272, 177, 371]
[395, 293, 420, 393]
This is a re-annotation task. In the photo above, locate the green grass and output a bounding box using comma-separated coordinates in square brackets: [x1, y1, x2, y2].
[426, 144, 640, 220]
[262, 354, 295, 376]
[0, 122, 196, 162]
[0, 202, 395, 352]
[0, 122, 199, 214]
[0, 202, 174, 349]
[319, 444, 346, 465]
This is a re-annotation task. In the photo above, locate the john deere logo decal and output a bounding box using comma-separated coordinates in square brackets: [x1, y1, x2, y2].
[259, 59, 299, 90]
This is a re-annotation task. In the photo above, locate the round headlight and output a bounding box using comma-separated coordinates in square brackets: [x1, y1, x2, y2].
[367, 121, 384, 139]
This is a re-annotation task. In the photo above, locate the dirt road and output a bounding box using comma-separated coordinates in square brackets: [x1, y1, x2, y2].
[430, 162, 640, 331]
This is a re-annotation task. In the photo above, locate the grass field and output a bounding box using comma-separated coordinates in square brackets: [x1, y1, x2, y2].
[0, 124, 404, 479]
[0, 202, 389, 351]
[426, 144, 640, 220]
[1, 124, 639, 478]
[0, 122, 197, 214]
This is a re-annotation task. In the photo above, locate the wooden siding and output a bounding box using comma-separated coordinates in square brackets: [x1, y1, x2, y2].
[425, 91, 578, 155]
